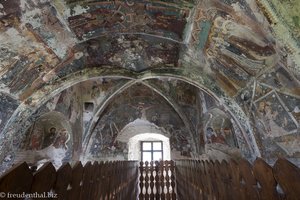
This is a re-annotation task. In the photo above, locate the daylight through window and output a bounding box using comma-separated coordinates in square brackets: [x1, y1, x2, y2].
[141, 141, 163, 162]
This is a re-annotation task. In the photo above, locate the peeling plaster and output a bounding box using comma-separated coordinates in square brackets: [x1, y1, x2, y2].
[71, 5, 88, 16]
[0, 0, 300, 172]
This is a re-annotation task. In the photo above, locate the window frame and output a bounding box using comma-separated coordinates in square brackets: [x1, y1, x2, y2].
[141, 141, 163, 162]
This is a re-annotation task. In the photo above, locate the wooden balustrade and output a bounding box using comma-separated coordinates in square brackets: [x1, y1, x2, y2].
[0, 160, 139, 200]
[1, 158, 300, 200]
[175, 158, 300, 200]
[139, 160, 176, 200]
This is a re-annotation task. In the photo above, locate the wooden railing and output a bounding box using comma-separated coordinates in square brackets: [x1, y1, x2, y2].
[0, 160, 139, 200]
[139, 160, 176, 200]
[2, 158, 300, 200]
[175, 158, 300, 200]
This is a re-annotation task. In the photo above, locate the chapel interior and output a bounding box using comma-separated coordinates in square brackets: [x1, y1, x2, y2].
[0, 0, 300, 197]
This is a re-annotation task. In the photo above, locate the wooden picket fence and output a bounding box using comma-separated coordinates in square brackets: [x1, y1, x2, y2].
[175, 158, 300, 200]
[0, 160, 139, 200]
[139, 160, 176, 200]
[1, 158, 300, 200]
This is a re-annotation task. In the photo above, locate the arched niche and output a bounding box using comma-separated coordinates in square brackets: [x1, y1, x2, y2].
[116, 119, 190, 161]
[127, 133, 171, 161]
[204, 108, 238, 147]
[22, 111, 72, 150]
[116, 119, 171, 161]
[203, 108, 242, 160]
[15, 111, 72, 169]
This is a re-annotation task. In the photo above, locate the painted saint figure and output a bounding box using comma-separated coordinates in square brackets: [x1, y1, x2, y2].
[42, 127, 57, 148]
[53, 129, 70, 149]
[30, 133, 41, 150]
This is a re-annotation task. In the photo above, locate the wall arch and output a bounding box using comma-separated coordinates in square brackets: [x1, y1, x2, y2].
[83, 80, 197, 155]
[0, 67, 260, 164]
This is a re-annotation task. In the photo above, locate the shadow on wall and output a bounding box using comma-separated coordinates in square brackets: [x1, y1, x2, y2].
[14, 111, 72, 169]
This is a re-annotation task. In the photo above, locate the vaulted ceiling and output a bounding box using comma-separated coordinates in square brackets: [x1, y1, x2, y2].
[0, 0, 300, 169]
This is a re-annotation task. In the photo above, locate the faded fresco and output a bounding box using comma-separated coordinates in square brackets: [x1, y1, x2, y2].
[0, 93, 19, 133]
[13, 85, 84, 168]
[0, 0, 300, 172]
[86, 83, 193, 161]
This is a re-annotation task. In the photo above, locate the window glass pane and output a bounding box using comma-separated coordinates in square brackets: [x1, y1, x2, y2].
[142, 142, 152, 150]
[153, 152, 163, 161]
[153, 142, 162, 150]
[142, 152, 152, 162]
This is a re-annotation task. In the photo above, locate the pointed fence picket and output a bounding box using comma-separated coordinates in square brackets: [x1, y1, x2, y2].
[0, 160, 139, 200]
[1, 158, 300, 200]
[175, 158, 300, 200]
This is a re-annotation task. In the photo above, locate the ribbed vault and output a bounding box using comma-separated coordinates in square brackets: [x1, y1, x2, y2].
[0, 0, 300, 171]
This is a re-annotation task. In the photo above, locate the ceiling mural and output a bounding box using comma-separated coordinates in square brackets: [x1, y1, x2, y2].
[256, 0, 300, 73]
[0, 93, 19, 133]
[66, 0, 191, 41]
[78, 34, 181, 71]
[0, 0, 300, 171]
